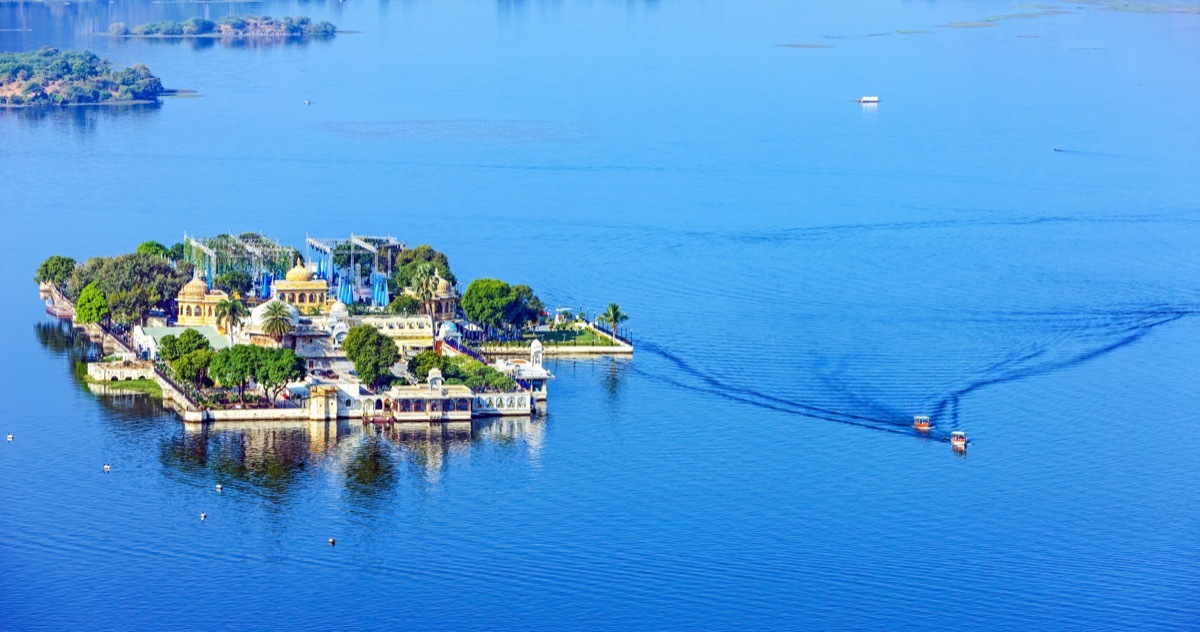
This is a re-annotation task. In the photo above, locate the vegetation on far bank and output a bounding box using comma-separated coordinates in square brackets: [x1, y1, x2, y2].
[0, 47, 163, 107]
[109, 16, 336, 38]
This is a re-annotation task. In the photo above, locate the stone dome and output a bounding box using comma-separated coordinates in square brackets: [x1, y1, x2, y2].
[434, 277, 455, 298]
[285, 260, 313, 282]
[178, 276, 209, 299]
[328, 301, 350, 320]
[250, 299, 299, 328]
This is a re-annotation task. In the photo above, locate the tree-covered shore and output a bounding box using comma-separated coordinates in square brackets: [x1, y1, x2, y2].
[109, 16, 337, 38]
[0, 48, 163, 107]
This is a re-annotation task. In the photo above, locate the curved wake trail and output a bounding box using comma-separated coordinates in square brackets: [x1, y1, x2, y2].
[631, 307, 1195, 442]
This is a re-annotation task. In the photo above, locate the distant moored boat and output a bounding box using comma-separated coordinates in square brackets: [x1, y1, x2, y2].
[858, 96, 879, 104]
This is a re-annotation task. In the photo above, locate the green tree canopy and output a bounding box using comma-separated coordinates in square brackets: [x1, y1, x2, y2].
[392, 244, 456, 289]
[208, 344, 259, 404]
[214, 270, 253, 297]
[172, 349, 213, 388]
[256, 347, 306, 407]
[387, 295, 422, 315]
[74, 281, 109, 324]
[67, 252, 193, 314]
[35, 255, 76, 287]
[167, 242, 186, 262]
[107, 285, 160, 326]
[158, 334, 180, 362]
[407, 350, 515, 391]
[461, 278, 544, 331]
[135, 241, 169, 258]
[342, 325, 399, 389]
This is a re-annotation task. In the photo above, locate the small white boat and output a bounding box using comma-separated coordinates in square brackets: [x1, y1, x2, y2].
[950, 431, 968, 450]
[858, 96, 879, 104]
[913, 415, 932, 431]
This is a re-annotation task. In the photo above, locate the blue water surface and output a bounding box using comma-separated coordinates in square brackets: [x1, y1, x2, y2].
[1, 1, 1199, 629]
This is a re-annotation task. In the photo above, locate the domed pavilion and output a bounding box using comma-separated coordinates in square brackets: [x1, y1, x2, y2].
[272, 259, 331, 314]
[176, 275, 229, 327]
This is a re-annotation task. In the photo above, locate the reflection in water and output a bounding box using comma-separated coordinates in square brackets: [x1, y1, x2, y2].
[0, 101, 161, 133]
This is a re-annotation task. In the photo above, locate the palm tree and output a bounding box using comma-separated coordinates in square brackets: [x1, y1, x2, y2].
[261, 300, 294, 346]
[597, 303, 628, 344]
[409, 262, 438, 319]
[215, 298, 248, 346]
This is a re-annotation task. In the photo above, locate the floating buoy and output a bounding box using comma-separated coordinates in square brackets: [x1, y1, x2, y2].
[216, 484, 223, 492]
[103, 464, 111, 473]
[328, 538, 336, 546]
[200, 512, 207, 522]
[303, 99, 311, 105]
[6, 433, 12, 442]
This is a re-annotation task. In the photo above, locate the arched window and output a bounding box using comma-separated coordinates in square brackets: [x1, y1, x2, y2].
[309, 293, 316, 303]
[400, 399, 412, 412]
[457, 399, 470, 411]
[442, 399, 454, 411]
[185, 306, 192, 316]
[507, 397, 515, 408]
[298, 293, 306, 303]
[375, 399, 383, 411]
[414, 399, 426, 412]
[208, 306, 213, 316]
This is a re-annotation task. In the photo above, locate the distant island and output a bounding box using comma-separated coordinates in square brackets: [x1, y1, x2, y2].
[0, 48, 163, 107]
[109, 16, 337, 39]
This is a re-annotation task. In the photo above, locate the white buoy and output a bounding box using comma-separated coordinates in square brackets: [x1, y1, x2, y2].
[200, 512, 207, 522]
[304, 99, 311, 105]
[216, 484, 223, 492]
[6, 433, 12, 442]
[328, 538, 336, 546]
[104, 464, 111, 473]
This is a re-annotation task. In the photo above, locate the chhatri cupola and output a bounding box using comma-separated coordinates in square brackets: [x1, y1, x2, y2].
[272, 258, 331, 314]
[176, 273, 228, 327]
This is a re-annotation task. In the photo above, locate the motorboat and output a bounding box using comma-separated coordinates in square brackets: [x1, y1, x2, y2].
[858, 96, 879, 104]
[913, 415, 932, 431]
[950, 431, 968, 450]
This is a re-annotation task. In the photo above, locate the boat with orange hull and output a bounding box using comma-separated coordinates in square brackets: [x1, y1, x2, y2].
[950, 431, 968, 450]
[913, 415, 932, 431]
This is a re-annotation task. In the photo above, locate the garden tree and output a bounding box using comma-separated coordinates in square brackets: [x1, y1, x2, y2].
[461, 278, 545, 332]
[460, 278, 511, 330]
[260, 300, 295, 345]
[158, 334, 180, 362]
[167, 242, 186, 262]
[406, 351, 515, 390]
[215, 297, 249, 345]
[597, 303, 629, 341]
[175, 328, 212, 356]
[107, 285, 160, 326]
[386, 295, 421, 316]
[74, 281, 109, 325]
[171, 349, 213, 388]
[135, 241, 169, 258]
[34, 255, 76, 287]
[214, 270, 253, 297]
[392, 244, 456, 291]
[256, 347, 306, 407]
[331, 241, 374, 279]
[68, 253, 193, 312]
[208, 344, 259, 405]
[342, 325, 399, 389]
[66, 257, 109, 299]
[504, 284, 545, 329]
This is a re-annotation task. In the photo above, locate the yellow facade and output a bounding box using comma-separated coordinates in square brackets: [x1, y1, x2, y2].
[273, 261, 331, 314]
[176, 277, 229, 327]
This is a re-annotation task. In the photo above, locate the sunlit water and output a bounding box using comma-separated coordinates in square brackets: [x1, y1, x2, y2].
[2, 1, 1199, 629]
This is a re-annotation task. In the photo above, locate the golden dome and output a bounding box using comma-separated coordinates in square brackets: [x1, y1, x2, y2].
[285, 261, 313, 282]
[435, 277, 454, 297]
[178, 276, 209, 299]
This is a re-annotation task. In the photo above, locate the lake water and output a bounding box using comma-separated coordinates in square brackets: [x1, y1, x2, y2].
[2, 1, 1199, 629]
